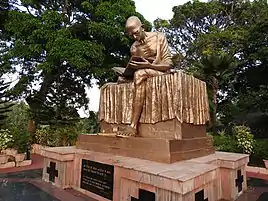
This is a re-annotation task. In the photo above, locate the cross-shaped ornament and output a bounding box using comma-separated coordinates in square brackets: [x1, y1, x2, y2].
[235, 169, 244, 193]
[131, 189, 155, 201]
[46, 161, 58, 183]
[195, 189, 208, 201]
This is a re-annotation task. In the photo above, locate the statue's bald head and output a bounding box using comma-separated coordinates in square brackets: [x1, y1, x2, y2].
[125, 16, 142, 29]
[125, 16, 145, 41]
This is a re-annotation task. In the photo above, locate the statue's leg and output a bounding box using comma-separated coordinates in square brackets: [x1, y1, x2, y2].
[130, 70, 148, 130]
[116, 69, 164, 137]
[117, 76, 132, 83]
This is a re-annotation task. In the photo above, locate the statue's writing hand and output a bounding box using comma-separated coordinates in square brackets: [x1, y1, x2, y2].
[129, 58, 152, 69]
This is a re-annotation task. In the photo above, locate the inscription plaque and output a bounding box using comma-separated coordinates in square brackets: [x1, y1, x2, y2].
[80, 159, 114, 200]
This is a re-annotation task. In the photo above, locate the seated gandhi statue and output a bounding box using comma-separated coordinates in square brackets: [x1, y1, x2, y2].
[114, 16, 173, 137]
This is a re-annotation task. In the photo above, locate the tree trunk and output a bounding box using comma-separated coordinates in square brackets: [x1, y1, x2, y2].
[26, 72, 56, 144]
[27, 119, 36, 144]
[62, 136, 66, 146]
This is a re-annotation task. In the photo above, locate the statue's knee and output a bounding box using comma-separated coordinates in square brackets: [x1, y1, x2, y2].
[134, 69, 147, 84]
[134, 69, 145, 78]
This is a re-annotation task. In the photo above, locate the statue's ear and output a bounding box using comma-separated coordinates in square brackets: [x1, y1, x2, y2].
[141, 24, 145, 30]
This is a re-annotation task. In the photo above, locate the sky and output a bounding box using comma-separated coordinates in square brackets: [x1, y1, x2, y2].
[134, 0, 187, 23]
[83, 0, 191, 116]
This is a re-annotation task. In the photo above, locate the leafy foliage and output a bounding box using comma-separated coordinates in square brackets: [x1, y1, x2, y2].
[233, 125, 255, 154]
[76, 111, 99, 134]
[35, 124, 78, 147]
[189, 53, 237, 132]
[212, 130, 241, 153]
[2, 0, 151, 130]
[213, 130, 268, 167]
[212, 125, 255, 154]
[2, 102, 30, 153]
[155, 0, 268, 136]
[0, 79, 14, 127]
[0, 129, 14, 151]
[252, 139, 268, 163]
[3, 102, 30, 132]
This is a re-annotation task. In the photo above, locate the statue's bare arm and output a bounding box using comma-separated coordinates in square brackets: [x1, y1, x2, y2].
[129, 33, 172, 72]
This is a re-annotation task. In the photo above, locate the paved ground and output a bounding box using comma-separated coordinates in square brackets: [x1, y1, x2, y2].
[247, 171, 268, 181]
[0, 154, 96, 201]
[0, 154, 268, 201]
[236, 177, 268, 201]
[0, 154, 43, 174]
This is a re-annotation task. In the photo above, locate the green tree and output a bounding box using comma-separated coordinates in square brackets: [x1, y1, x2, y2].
[0, 79, 14, 127]
[217, 0, 268, 128]
[190, 53, 237, 133]
[156, 0, 268, 131]
[76, 111, 99, 134]
[2, 102, 30, 152]
[2, 0, 151, 136]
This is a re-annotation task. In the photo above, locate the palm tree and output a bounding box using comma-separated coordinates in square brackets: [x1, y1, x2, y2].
[190, 53, 237, 133]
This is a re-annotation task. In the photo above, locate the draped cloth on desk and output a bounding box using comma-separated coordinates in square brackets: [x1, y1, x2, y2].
[98, 71, 210, 125]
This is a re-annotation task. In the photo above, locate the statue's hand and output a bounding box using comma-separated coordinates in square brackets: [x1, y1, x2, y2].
[153, 57, 161, 65]
[129, 58, 152, 69]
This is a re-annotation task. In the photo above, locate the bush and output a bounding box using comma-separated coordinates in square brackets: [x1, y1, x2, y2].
[211, 125, 268, 167]
[212, 130, 241, 153]
[12, 130, 30, 153]
[2, 102, 30, 153]
[0, 129, 14, 152]
[53, 125, 78, 146]
[35, 126, 51, 146]
[233, 125, 255, 154]
[35, 125, 78, 147]
[249, 139, 268, 167]
[76, 112, 99, 134]
[212, 125, 255, 154]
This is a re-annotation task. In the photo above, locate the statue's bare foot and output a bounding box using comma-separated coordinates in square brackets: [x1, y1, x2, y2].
[116, 126, 137, 137]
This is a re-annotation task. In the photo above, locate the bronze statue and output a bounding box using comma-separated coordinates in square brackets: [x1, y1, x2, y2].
[114, 16, 173, 137]
[98, 16, 210, 141]
[81, 16, 212, 163]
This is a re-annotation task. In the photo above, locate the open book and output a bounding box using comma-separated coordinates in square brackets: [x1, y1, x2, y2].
[112, 56, 155, 78]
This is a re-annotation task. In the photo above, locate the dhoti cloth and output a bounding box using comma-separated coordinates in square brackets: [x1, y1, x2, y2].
[99, 70, 210, 125]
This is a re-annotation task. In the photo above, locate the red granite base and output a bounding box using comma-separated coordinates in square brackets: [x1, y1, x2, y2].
[40, 147, 250, 201]
[0, 152, 267, 201]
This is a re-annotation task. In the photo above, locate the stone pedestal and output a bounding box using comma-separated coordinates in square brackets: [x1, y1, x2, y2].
[40, 70, 248, 201]
[40, 146, 249, 201]
[41, 147, 76, 189]
[100, 120, 208, 140]
[76, 134, 214, 163]
[189, 152, 249, 201]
